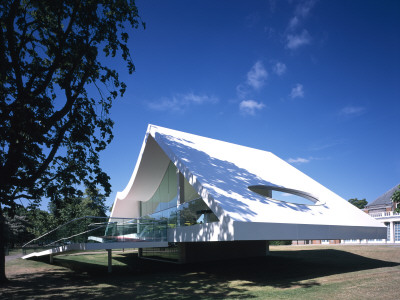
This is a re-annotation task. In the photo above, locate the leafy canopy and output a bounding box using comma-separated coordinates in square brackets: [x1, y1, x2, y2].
[348, 198, 368, 209]
[48, 188, 108, 226]
[391, 186, 400, 213]
[0, 0, 143, 210]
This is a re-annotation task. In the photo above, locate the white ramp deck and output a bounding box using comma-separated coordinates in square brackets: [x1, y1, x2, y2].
[22, 241, 169, 259]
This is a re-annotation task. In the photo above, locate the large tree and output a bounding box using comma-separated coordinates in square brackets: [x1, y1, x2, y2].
[348, 198, 368, 209]
[0, 0, 143, 283]
[4, 209, 35, 249]
[392, 185, 400, 213]
[48, 187, 108, 226]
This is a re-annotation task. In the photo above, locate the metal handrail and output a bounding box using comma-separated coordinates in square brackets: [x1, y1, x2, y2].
[22, 216, 168, 253]
[46, 224, 106, 247]
[22, 216, 140, 249]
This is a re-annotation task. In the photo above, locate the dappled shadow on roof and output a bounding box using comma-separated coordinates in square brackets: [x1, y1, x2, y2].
[155, 133, 314, 221]
[3, 248, 399, 299]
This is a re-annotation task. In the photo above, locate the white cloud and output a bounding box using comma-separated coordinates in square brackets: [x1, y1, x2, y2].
[290, 83, 304, 99]
[147, 92, 218, 112]
[288, 0, 316, 31]
[285, 1, 316, 50]
[182, 92, 218, 104]
[309, 139, 343, 151]
[288, 16, 300, 30]
[286, 30, 311, 49]
[295, 0, 316, 18]
[239, 100, 265, 115]
[340, 106, 366, 117]
[236, 61, 268, 99]
[236, 83, 250, 99]
[246, 61, 268, 90]
[287, 157, 310, 164]
[273, 62, 287, 76]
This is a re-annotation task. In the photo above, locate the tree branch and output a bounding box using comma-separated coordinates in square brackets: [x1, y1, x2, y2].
[5, 0, 24, 94]
[0, 23, 8, 83]
[29, 1, 80, 97]
[44, 61, 91, 131]
[11, 193, 36, 201]
[30, 115, 74, 186]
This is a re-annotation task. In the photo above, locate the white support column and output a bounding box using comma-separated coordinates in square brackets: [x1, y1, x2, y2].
[49, 254, 54, 264]
[390, 221, 395, 243]
[107, 249, 112, 273]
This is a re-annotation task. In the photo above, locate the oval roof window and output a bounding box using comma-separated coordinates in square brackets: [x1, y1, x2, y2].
[248, 185, 319, 205]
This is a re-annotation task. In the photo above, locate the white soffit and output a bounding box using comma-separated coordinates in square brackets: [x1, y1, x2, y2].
[111, 133, 170, 218]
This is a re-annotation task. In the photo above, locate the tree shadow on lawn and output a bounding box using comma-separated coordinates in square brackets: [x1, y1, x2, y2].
[3, 249, 399, 299]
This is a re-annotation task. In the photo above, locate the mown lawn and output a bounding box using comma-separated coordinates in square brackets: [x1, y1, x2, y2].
[2, 245, 400, 299]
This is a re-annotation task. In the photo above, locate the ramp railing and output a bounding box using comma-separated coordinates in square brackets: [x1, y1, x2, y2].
[22, 216, 167, 255]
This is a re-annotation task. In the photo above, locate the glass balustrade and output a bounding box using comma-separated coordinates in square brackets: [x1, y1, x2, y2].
[22, 216, 168, 255]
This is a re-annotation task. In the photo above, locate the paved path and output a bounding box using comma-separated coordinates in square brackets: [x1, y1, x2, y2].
[5, 253, 24, 262]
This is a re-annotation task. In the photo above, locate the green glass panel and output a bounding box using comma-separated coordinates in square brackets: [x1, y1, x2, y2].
[184, 176, 200, 202]
[140, 161, 178, 217]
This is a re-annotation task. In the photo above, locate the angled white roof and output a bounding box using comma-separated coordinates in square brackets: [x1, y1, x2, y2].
[111, 124, 385, 241]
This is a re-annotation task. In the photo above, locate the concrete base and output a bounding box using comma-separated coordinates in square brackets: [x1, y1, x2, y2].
[177, 240, 269, 263]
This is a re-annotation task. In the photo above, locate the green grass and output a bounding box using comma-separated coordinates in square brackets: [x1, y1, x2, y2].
[2, 245, 400, 299]
[5, 247, 23, 256]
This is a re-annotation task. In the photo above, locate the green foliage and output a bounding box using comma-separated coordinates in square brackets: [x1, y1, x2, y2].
[0, 0, 142, 281]
[391, 185, 400, 213]
[0, 0, 143, 210]
[269, 240, 292, 245]
[348, 198, 368, 209]
[4, 211, 35, 247]
[48, 188, 108, 227]
[4, 187, 108, 247]
[25, 207, 55, 237]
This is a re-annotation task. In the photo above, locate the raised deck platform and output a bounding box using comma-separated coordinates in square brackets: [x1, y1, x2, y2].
[22, 241, 169, 259]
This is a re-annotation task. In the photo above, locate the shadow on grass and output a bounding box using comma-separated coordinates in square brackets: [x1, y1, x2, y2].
[2, 249, 399, 299]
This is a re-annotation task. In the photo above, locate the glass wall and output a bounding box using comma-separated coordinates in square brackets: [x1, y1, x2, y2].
[184, 178, 199, 202]
[177, 197, 219, 226]
[139, 161, 219, 228]
[140, 161, 178, 217]
[139, 161, 220, 261]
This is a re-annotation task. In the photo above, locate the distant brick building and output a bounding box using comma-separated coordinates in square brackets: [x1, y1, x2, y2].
[358, 184, 400, 244]
[293, 184, 400, 245]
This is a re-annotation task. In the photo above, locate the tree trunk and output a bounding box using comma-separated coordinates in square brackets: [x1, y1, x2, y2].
[0, 207, 9, 284]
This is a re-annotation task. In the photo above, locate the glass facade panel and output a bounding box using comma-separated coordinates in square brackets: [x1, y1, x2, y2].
[184, 177, 200, 203]
[140, 162, 178, 217]
[140, 160, 219, 228]
[178, 197, 219, 226]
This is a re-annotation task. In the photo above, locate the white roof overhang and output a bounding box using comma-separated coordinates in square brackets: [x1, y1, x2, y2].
[111, 124, 386, 241]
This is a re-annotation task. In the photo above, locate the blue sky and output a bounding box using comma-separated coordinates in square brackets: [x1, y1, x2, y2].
[98, 0, 400, 210]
